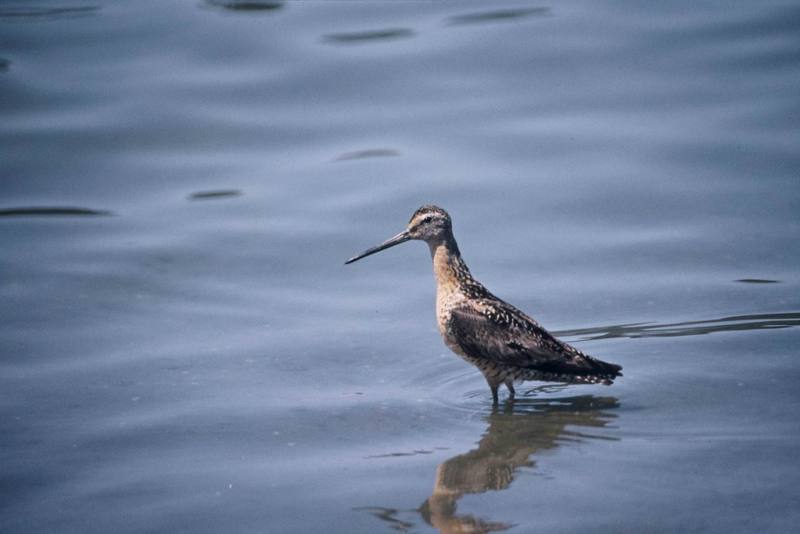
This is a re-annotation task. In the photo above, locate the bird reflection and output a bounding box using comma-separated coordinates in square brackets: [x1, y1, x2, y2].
[360, 394, 619, 533]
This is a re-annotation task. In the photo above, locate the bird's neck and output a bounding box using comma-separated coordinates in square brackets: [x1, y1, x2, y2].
[428, 236, 472, 292]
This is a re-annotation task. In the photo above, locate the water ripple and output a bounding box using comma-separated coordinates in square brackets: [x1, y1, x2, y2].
[188, 189, 242, 201]
[0, 5, 99, 22]
[0, 206, 112, 217]
[204, 1, 283, 12]
[335, 148, 400, 161]
[323, 28, 414, 45]
[447, 7, 550, 26]
[555, 312, 800, 341]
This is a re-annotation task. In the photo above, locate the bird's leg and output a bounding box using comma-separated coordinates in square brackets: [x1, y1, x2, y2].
[504, 379, 516, 401]
[485, 375, 501, 404]
[490, 384, 499, 405]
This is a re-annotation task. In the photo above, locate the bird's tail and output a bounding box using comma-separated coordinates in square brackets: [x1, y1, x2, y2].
[518, 368, 621, 385]
[579, 355, 623, 384]
[544, 351, 623, 385]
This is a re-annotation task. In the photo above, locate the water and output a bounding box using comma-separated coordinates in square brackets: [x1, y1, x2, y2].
[1, 1, 799, 532]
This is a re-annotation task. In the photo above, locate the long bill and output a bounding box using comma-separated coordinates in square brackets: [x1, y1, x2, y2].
[345, 230, 411, 264]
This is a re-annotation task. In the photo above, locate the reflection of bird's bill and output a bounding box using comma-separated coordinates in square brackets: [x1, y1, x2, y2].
[345, 230, 411, 264]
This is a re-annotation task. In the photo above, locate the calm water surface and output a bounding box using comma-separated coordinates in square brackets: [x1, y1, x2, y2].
[1, 1, 799, 532]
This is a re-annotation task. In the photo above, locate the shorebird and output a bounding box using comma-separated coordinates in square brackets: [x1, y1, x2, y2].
[345, 205, 622, 403]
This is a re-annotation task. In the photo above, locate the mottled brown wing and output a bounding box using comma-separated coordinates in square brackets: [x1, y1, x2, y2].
[448, 302, 592, 374]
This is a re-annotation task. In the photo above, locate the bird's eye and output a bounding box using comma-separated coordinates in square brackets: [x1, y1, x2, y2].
[421, 216, 433, 224]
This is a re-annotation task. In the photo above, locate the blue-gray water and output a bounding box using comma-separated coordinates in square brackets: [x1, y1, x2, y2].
[1, 1, 799, 532]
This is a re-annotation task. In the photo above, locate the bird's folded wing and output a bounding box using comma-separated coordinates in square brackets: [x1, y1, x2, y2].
[448, 303, 580, 370]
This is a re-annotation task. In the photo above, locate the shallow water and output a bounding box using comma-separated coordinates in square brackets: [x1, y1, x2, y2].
[1, 1, 799, 532]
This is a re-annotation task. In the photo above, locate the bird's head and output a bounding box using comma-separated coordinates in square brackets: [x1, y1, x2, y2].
[345, 205, 453, 264]
[406, 205, 452, 242]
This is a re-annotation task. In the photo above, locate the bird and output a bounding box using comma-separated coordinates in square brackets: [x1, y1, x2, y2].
[345, 205, 622, 403]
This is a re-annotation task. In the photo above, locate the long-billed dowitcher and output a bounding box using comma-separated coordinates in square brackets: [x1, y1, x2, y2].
[345, 205, 622, 403]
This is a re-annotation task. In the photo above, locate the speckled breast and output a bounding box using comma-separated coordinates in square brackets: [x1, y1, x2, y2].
[436, 285, 469, 358]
